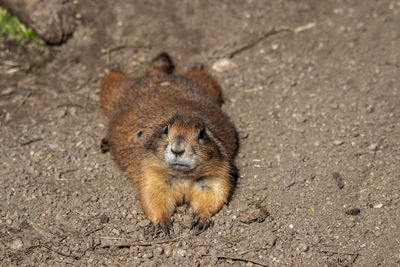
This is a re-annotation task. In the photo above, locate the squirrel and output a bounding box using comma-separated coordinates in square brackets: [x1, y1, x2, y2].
[99, 53, 238, 235]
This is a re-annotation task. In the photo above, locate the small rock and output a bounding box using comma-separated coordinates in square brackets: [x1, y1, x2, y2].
[333, 139, 344, 146]
[164, 245, 173, 257]
[368, 144, 378, 151]
[111, 229, 120, 236]
[197, 246, 209, 255]
[144, 251, 153, 259]
[345, 208, 361, 216]
[298, 243, 308, 252]
[292, 113, 306, 123]
[137, 55, 147, 63]
[238, 202, 269, 224]
[239, 131, 249, 139]
[212, 58, 237, 72]
[99, 214, 109, 224]
[49, 144, 59, 150]
[366, 105, 374, 113]
[271, 43, 279, 50]
[373, 203, 383, 209]
[284, 181, 295, 188]
[4, 112, 12, 122]
[264, 232, 277, 248]
[55, 108, 67, 118]
[6, 219, 12, 225]
[174, 248, 187, 257]
[332, 172, 344, 189]
[1, 87, 14, 95]
[10, 238, 23, 250]
[154, 246, 164, 256]
[160, 81, 171, 87]
[138, 220, 150, 228]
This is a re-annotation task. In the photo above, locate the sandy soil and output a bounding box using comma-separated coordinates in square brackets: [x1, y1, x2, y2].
[1, 0, 400, 266]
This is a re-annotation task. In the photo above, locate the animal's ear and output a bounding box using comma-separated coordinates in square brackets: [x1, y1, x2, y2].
[198, 128, 206, 140]
[204, 127, 228, 159]
[128, 130, 144, 144]
[163, 125, 169, 136]
[134, 130, 143, 142]
[143, 123, 168, 150]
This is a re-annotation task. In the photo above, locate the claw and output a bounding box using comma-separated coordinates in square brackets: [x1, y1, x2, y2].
[153, 221, 174, 238]
[191, 216, 213, 234]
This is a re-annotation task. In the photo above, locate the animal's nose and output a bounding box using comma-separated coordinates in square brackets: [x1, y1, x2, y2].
[171, 136, 186, 156]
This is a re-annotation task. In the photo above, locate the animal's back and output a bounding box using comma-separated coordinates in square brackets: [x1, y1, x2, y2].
[108, 74, 237, 171]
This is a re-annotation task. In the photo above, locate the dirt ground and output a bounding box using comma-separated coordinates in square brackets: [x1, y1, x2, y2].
[1, 0, 400, 266]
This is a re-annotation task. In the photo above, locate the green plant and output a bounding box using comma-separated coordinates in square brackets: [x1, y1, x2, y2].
[0, 7, 40, 42]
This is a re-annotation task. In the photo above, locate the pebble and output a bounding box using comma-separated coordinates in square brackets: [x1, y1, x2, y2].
[333, 139, 344, 146]
[271, 43, 279, 50]
[154, 246, 164, 256]
[345, 208, 361, 215]
[138, 220, 150, 228]
[49, 144, 59, 150]
[284, 181, 295, 188]
[6, 219, 12, 225]
[164, 245, 173, 257]
[55, 108, 67, 118]
[111, 229, 120, 236]
[212, 58, 237, 72]
[298, 243, 308, 252]
[239, 131, 249, 139]
[264, 232, 277, 248]
[90, 196, 98, 202]
[373, 203, 383, 209]
[368, 144, 378, 151]
[1, 87, 14, 95]
[10, 238, 23, 250]
[137, 55, 147, 63]
[99, 214, 109, 224]
[175, 248, 187, 257]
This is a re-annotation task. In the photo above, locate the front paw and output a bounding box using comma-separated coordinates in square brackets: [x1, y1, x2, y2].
[190, 216, 214, 234]
[152, 220, 174, 238]
[100, 138, 110, 153]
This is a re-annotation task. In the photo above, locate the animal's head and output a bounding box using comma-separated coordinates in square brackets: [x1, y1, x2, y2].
[145, 115, 226, 173]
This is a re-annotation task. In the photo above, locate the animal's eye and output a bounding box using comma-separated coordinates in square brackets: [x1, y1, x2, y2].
[163, 125, 169, 136]
[198, 128, 206, 140]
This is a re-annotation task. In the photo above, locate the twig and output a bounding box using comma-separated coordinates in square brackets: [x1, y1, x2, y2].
[27, 98, 84, 109]
[98, 234, 190, 248]
[20, 138, 43, 146]
[84, 226, 104, 237]
[368, 149, 377, 175]
[59, 168, 78, 178]
[202, 254, 268, 267]
[28, 242, 100, 260]
[319, 249, 360, 256]
[212, 22, 316, 59]
[351, 253, 359, 265]
[5, 92, 32, 123]
[224, 28, 291, 59]
[100, 44, 149, 63]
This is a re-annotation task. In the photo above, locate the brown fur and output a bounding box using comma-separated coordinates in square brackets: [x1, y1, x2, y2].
[100, 53, 238, 233]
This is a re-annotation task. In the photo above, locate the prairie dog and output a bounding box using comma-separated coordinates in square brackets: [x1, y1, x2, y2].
[100, 53, 238, 235]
